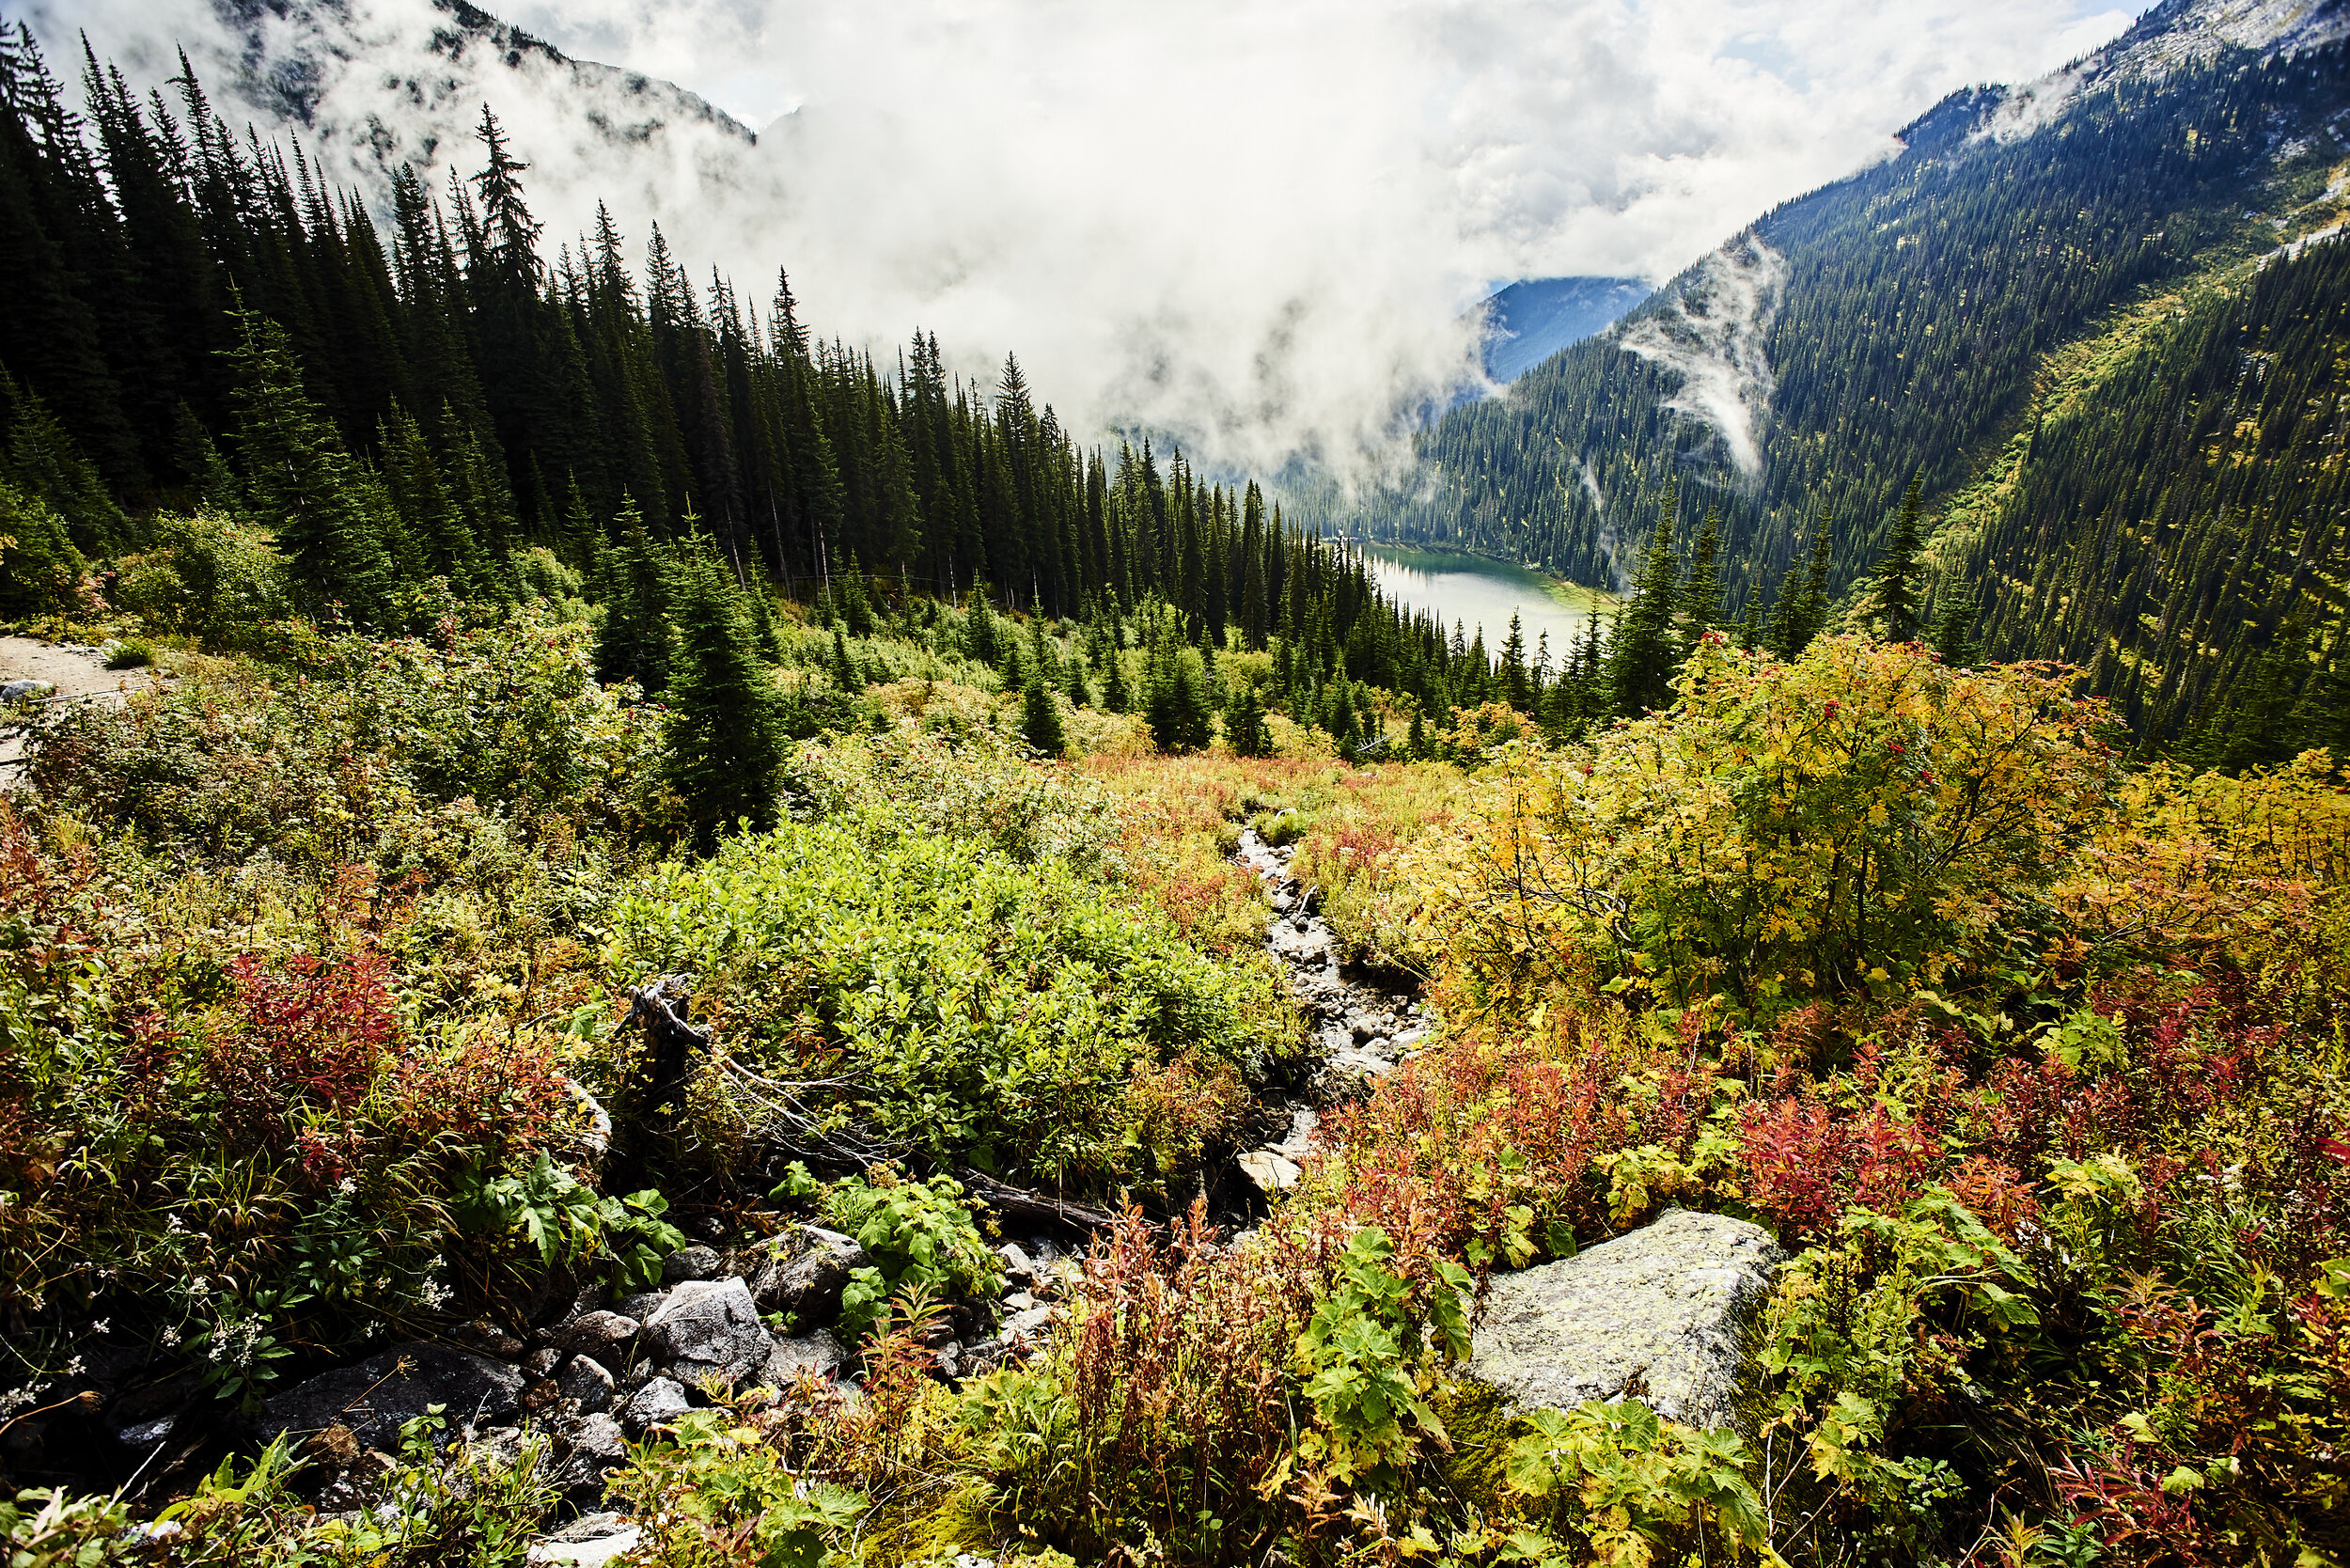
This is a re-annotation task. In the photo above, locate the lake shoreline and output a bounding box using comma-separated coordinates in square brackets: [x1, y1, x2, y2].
[1336, 538, 1618, 650]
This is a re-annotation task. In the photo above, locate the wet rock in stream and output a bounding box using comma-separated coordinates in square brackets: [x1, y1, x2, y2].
[1232, 828, 1425, 1195]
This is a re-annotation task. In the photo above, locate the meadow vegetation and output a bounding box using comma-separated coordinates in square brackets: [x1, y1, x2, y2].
[4, 546, 2343, 1568]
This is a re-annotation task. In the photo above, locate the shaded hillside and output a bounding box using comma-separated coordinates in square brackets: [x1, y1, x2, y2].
[1935, 231, 2350, 756]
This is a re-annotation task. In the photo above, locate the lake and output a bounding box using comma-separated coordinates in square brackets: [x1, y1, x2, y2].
[1353, 543, 1617, 658]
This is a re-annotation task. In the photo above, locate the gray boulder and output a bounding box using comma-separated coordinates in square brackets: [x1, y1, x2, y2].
[642, 1278, 771, 1389]
[557, 1355, 616, 1414]
[761, 1329, 847, 1387]
[551, 1311, 640, 1359]
[1465, 1208, 1782, 1432]
[749, 1226, 870, 1325]
[619, 1376, 690, 1435]
[258, 1342, 524, 1451]
[545, 1415, 630, 1508]
[661, 1245, 723, 1284]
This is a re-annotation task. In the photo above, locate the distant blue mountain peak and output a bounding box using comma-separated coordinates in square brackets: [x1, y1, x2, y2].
[1477, 276, 1653, 384]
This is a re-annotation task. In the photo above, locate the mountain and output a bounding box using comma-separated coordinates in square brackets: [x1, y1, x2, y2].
[1345, 0, 2350, 751]
[1476, 277, 1652, 384]
[53, 0, 759, 243]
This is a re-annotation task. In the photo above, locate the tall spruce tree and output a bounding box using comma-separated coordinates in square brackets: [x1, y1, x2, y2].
[1929, 579, 1984, 667]
[663, 540, 786, 846]
[593, 495, 672, 690]
[1867, 477, 1927, 642]
[1020, 670, 1066, 759]
[225, 306, 393, 623]
[1609, 481, 1683, 714]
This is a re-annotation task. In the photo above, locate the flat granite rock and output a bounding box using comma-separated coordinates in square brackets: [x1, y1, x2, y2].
[1465, 1208, 1782, 1431]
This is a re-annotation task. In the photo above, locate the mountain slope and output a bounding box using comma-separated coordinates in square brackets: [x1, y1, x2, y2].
[1931, 229, 2350, 758]
[1349, 0, 2349, 745]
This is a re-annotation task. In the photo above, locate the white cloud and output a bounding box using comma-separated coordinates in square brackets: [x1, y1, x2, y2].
[32, 0, 2145, 478]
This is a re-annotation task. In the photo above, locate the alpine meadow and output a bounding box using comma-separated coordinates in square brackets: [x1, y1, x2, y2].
[3, 1, 2350, 1566]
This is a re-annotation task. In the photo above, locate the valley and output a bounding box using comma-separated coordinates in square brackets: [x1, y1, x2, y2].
[1, 1, 2347, 1565]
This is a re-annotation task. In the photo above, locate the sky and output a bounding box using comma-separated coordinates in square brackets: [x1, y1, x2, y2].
[35, 0, 2148, 477]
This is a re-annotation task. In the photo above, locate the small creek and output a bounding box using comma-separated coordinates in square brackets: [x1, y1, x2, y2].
[1226, 826, 1428, 1197]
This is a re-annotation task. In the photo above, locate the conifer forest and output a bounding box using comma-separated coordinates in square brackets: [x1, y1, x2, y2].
[2, 4, 2349, 1567]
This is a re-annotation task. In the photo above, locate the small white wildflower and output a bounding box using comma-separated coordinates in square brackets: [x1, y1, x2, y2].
[0, 1388, 34, 1416]
[419, 1278, 453, 1310]
[63, 1356, 84, 1377]
[159, 1325, 180, 1347]
[88, 1319, 109, 1337]
[337, 1176, 357, 1197]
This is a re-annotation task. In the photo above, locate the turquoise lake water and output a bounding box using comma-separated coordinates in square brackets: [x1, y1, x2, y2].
[1354, 544, 1616, 658]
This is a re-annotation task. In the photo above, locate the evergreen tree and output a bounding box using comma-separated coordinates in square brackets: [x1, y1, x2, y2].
[1146, 635, 1214, 753]
[1499, 612, 1530, 711]
[1609, 481, 1683, 714]
[1929, 579, 1984, 667]
[592, 495, 671, 690]
[1020, 671, 1066, 759]
[1767, 521, 1836, 659]
[663, 541, 786, 847]
[1103, 636, 1132, 713]
[1866, 476, 1927, 642]
[1225, 681, 1274, 758]
[831, 624, 862, 693]
[1680, 506, 1723, 650]
[224, 306, 392, 623]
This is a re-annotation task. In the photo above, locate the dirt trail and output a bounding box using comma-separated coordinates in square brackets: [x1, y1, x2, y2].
[0, 635, 164, 785]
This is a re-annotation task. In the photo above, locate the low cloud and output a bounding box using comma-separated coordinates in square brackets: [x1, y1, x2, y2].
[34, 0, 2140, 478]
[1618, 234, 1788, 478]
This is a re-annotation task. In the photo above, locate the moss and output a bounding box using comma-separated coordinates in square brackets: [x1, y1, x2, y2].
[1430, 1375, 1518, 1516]
[866, 1475, 997, 1564]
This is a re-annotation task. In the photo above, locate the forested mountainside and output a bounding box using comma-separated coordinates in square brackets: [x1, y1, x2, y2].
[1348, 0, 2349, 749]
[1944, 230, 2350, 763]
[0, 19, 1547, 731]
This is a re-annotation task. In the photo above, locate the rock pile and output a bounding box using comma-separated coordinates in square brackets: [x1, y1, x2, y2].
[245, 1222, 1076, 1535]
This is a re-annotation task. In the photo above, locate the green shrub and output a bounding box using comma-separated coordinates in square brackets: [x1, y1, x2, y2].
[109, 510, 287, 636]
[607, 816, 1279, 1190]
[102, 638, 151, 669]
[0, 478, 86, 619]
[818, 1169, 999, 1342]
[25, 613, 668, 867]
[456, 1151, 684, 1296]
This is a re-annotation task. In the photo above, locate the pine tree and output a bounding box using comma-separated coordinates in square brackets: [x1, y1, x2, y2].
[1609, 481, 1683, 714]
[1499, 612, 1530, 711]
[1103, 635, 1132, 713]
[1146, 634, 1214, 753]
[1020, 671, 1066, 759]
[663, 541, 786, 847]
[592, 495, 672, 690]
[1225, 681, 1274, 758]
[830, 624, 861, 694]
[1929, 579, 1983, 667]
[1680, 507, 1723, 651]
[1768, 522, 1835, 659]
[225, 306, 393, 623]
[1867, 477, 1926, 642]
